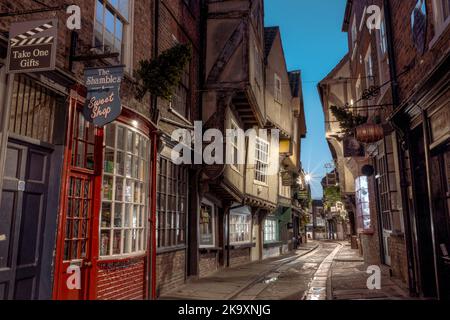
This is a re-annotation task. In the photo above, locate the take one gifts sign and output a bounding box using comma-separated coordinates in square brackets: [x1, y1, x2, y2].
[83, 65, 125, 127]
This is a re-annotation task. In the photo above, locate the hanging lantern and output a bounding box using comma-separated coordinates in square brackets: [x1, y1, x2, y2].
[355, 123, 384, 143]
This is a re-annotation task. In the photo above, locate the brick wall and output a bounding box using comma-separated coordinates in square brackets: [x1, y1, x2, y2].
[97, 257, 146, 300]
[199, 252, 219, 278]
[229, 248, 251, 268]
[388, 234, 409, 284]
[0, 0, 154, 118]
[390, 0, 450, 104]
[156, 250, 186, 296]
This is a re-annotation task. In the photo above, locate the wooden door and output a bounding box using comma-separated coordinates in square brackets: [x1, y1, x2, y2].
[53, 100, 103, 300]
[0, 138, 52, 299]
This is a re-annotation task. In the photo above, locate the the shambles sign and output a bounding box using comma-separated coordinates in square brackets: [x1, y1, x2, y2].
[7, 19, 58, 74]
[84, 66, 124, 127]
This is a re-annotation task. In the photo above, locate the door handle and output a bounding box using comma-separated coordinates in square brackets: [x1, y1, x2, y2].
[83, 261, 93, 267]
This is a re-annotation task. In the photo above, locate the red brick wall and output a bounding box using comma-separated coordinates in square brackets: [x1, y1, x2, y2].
[199, 252, 219, 278]
[97, 257, 146, 300]
[229, 248, 251, 268]
[156, 250, 186, 296]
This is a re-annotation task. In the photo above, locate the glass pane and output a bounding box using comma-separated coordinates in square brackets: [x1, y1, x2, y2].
[104, 8, 115, 49]
[113, 230, 121, 254]
[100, 230, 110, 256]
[125, 179, 133, 202]
[104, 148, 115, 174]
[105, 124, 115, 147]
[115, 177, 124, 201]
[132, 205, 138, 228]
[134, 182, 140, 204]
[127, 130, 134, 152]
[117, 126, 125, 150]
[116, 151, 125, 176]
[114, 203, 123, 227]
[125, 154, 132, 177]
[103, 176, 113, 200]
[101, 203, 112, 228]
[125, 204, 131, 227]
[124, 230, 131, 253]
[86, 144, 95, 170]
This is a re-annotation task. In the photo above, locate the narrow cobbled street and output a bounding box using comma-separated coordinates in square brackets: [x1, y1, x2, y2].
[161, 241, 409, 300]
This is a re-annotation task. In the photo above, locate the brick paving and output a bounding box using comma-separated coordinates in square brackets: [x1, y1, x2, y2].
[159, 242, 320, 300]
[329, 243, 411, 300]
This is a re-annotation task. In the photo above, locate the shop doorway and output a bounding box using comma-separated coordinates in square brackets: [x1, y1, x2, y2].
[410, 125, 438, 298]
[430, 145, 450, 299]
[0, 139, 52, 299]
[53, 100, 103, 300]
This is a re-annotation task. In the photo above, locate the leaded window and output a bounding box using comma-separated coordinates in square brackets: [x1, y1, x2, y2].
[100, 123, 150, 257]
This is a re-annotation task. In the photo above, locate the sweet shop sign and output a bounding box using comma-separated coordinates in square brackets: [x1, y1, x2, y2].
[83, 65, 124, 127]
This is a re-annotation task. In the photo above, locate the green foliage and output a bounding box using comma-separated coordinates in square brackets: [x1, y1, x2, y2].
[330, 105, 368, 135]
[323, 186, 341, 210]
[135, 44, 192, 101]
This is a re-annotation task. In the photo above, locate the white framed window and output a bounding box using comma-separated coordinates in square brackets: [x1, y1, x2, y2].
[156, 157, 188, 249]
[254, 137, 269, 184]
[94, 0, 133, 69]
[432, 0, 450, 35]
[199, 200, 216, 248]
[365, 48, 374, 88]
[274, 73, 282, 103]
[355, 176, 372, 232]
[230, 213, 252, 244]
[264, 218, 278, 243]
[279, 174, 291, 198]
[379, 16, 388, 55]
[100, 122, 150, 258]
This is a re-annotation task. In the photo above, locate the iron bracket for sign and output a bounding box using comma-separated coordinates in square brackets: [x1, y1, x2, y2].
[0, 5, 69, 18]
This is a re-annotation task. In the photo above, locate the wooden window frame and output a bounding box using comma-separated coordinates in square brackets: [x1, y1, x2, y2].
[99, 122, 150, 258]
[229, 212, 252, 245]
[199, 199, 216, 248]
[156, 157, 188, 250]
[254, 136, 269, 185]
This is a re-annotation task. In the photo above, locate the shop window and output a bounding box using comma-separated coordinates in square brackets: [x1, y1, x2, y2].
[8, 74, 61, 144]
[279, 174, 291, 198]
[355, 176, 372, 232]
[264, 218, 278, 243]
[255, 137, 269, 184]
[100, 123, 150, 257]
[199, 200, 215, 248]
[95, 0, 132, 67]
[230, 213, 251, 244]
[156, 157, 188, 249]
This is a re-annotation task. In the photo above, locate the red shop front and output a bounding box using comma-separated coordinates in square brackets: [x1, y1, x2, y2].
[52, 87, 158, 300]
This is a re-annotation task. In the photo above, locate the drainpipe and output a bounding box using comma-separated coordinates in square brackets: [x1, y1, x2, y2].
[383, 0, 417, 296]
[148, 0, 160, 300]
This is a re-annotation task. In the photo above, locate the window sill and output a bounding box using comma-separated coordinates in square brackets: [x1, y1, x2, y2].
[226, 243, 255, 250]
[253, 180, 269, 187]
[263, 241, 283, 249]
[199, 247, 222, 253]
[156, 245, 187, 254]
[169, 106, 192, 126]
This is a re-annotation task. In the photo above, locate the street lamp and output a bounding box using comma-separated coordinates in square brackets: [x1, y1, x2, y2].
[305, 174, 312, 183]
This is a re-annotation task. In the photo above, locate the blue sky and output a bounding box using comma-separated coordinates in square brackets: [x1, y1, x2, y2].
[264, 0, 348, 199]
